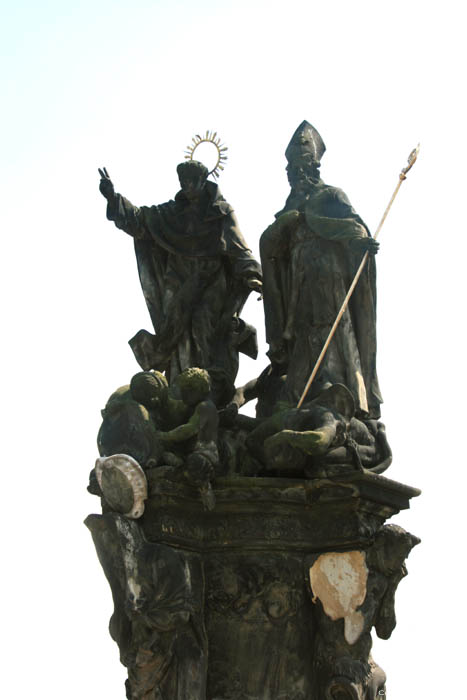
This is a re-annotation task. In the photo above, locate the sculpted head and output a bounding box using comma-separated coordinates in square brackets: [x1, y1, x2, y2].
[130, 371, 168, 410]
[177, 367, 211, 406]
[177, 160, 208, 199]
[372, 524, 420, 575]
[285, 120, 325, 193]
[286, 154, 321, 192]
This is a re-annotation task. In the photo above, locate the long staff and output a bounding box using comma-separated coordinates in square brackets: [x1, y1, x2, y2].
[296, 144, 420, 409]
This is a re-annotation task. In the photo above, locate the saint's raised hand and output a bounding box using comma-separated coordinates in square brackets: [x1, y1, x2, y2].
[98, 167, 114, 199]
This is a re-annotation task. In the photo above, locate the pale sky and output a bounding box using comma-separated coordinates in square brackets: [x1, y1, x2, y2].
[1, 0, 465, 697]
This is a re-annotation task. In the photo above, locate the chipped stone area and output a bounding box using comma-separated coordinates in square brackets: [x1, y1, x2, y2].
[309, 550, 368, 644]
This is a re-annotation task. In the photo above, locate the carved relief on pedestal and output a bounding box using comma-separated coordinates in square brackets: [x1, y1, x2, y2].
[85, 513, 207, 700]
[306, 525, 420, 699]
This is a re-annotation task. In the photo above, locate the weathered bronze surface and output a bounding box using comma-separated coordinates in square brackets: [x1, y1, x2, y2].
[89, 126, 420, 699]
[260, 121, 381, 417]
[87, 472, 419, 699]
[99, 161, 262, 406]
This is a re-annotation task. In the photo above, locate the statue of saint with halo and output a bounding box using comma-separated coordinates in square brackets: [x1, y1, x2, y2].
[99, 132, 262, 406]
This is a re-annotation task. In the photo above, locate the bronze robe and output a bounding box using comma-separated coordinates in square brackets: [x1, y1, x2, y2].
[261, 181, 382, 418]
[106, 181, 261, 391]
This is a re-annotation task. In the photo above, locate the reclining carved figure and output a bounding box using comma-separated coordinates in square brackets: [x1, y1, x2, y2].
[243, 383, 391, 477]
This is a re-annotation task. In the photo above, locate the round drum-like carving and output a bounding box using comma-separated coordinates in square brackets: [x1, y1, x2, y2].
[95, 454, 147, 519]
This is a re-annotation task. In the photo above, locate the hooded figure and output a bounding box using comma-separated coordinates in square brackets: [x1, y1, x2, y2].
[100, 160, 262, 404]
[260, 121, 382, 418]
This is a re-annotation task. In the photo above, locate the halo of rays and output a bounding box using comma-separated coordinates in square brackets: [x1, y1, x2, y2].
[184, 130, 228, 179]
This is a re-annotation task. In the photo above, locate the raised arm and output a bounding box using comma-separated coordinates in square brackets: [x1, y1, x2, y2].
[98, 167, 115, 201]
[97, 166, 146, 239]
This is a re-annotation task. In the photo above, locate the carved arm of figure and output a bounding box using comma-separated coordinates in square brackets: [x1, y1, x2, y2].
[264, 413, 340, 459]
[98, 166, 115, 200]
[98, 166, 147, 239]
[157, 399, 220, 456]
[226, 377, 259, 411]
[260, 210, 303, 257]
[350, 236, 380, 255]
[156, 409, 201, 444]
[219, 210, 263, 319]
[158, 401, 219, 510]
[304, 188, 380, 253]
[217, 264, 263, 340]
[244, 276, 263, 294]
[246, 384, 354, 472]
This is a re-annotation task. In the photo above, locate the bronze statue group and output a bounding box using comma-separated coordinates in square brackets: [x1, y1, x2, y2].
[96, 121, 391, 503]
[88, 122, 420, 700]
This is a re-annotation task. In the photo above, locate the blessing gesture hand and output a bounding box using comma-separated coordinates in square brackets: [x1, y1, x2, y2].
[98, 167, 114, 199]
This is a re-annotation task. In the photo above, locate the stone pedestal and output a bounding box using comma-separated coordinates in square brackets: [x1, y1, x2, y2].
[86, 471, 419, 699]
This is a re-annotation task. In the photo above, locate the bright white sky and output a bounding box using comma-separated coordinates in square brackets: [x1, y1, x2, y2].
[1, 0, 465, 697]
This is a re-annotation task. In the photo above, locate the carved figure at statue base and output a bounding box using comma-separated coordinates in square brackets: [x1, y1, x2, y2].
[85, 512, 207, 700]
[241, 383, 391, 478]
[155, 367, 219, 510]
[307, 524, 420, 699]
[93, 367, 219, 511]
